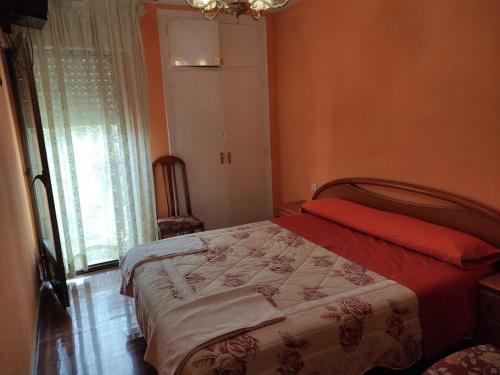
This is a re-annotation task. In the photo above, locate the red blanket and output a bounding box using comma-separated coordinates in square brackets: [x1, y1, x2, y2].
[273, 213, 494, 358]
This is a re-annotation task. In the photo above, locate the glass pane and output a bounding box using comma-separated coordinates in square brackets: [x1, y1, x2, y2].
[33, 180, 56, 257]
[15, 56, 44, 180]
[34, 49, 124, 267]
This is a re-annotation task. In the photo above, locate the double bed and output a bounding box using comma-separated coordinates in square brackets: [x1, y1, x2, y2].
[121, 178, 500, 375]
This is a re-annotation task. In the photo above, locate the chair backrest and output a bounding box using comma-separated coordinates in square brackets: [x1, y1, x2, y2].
[152, 155, 192, 217]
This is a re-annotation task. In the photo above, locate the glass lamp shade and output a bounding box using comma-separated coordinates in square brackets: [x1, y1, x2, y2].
[190, 0, 217, 10]
[251, 1, 271, 11]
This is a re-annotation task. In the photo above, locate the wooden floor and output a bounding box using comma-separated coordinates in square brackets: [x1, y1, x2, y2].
[35, 268, 156, 375]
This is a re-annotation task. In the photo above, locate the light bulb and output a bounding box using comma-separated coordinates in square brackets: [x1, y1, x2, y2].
[193, 0, 216, 10]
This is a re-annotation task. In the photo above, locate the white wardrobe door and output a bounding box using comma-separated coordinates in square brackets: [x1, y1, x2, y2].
[221, 70, 269, 226]
[219, 23, 262, 67]
[171, 69, 230, 230]
[167, 19, 221, 67]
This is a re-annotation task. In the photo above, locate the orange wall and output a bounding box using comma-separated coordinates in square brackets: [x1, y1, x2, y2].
[0, 50, 40, 374]
[141, 2, 170, 162]
[267, 0, 500, 210]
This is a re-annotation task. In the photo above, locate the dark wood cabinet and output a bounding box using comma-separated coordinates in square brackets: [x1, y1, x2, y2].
[477, 274, 500, 346]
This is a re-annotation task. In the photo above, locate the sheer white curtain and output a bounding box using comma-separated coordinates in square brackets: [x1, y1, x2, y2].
[32, 0, 156, 277]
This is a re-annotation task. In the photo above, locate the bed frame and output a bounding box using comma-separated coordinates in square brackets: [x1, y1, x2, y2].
[312, 178, 500, 248]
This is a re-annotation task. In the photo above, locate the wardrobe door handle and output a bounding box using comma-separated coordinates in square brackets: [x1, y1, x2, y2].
[220, 152, 225, 164]
[227, 152, 232, 164]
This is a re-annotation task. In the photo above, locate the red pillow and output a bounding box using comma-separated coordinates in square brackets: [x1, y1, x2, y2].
[302, 198, 500, 269]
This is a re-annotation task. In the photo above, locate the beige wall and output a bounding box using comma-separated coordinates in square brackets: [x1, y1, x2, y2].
[267, 0, 500, 211]
[0, 48, 40, 374]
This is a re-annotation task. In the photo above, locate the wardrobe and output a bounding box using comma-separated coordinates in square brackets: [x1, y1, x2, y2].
[158, 10, 273, 230]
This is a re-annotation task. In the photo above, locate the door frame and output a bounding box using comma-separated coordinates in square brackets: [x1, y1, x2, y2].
[157, 9, 274, 220]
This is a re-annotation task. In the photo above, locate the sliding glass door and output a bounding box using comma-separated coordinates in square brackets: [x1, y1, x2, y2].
[7, 35, 69, 307]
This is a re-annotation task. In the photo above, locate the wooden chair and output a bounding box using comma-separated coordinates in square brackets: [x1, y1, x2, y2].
[152, 155, 205, 239]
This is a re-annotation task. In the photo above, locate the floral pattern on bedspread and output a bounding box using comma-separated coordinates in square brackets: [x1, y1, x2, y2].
[128, 221, 422, 375]
[424, 344, 500, 375]
[193, 334, 259, 375]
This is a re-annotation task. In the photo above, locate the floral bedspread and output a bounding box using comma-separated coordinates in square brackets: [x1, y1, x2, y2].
[424, 345, 500, 375]
[129, 221, 423, 375]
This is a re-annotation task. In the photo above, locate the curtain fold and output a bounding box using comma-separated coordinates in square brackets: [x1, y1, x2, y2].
[32, 0, 156, 277]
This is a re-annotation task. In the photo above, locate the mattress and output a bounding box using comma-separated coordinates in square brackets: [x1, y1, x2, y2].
[125, 210, 495, 374]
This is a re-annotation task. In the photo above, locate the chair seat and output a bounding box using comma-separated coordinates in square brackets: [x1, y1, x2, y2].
[423, 344, 500, 374]
[157, 215, 204, 233]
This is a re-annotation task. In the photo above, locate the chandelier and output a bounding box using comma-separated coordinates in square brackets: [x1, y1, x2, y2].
[184, 0, 289, 21]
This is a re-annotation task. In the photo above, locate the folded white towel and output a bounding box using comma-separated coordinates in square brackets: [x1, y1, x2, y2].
[120, 235, 206, 296]
[144, 285, 285, 375]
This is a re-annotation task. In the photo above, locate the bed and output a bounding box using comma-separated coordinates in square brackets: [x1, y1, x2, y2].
[121, 178, 500, 375]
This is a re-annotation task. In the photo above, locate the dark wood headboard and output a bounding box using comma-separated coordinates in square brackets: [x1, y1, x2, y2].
[312, 178, 500, 248]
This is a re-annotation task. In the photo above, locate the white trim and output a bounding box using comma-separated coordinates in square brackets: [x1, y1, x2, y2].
[260, 20, 274, 219]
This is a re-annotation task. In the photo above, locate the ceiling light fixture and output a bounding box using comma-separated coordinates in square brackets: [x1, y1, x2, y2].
[184, 0, 289, 21]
